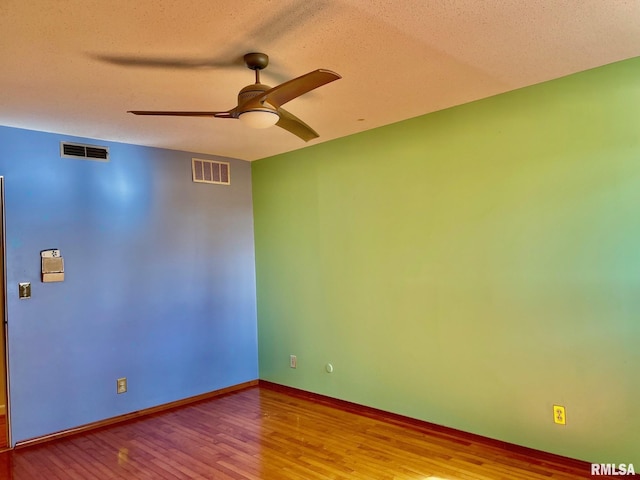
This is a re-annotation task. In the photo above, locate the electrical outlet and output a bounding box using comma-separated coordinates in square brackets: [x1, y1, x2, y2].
[289, 355, 297, 369]
[553, 405, 566, 425]
[117, 377, 127, 394]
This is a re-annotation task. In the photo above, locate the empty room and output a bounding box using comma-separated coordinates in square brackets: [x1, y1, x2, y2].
[0, 1, 638, 479]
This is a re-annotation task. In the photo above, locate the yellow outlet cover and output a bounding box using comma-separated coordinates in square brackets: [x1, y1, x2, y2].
[553, 405, 566, 425]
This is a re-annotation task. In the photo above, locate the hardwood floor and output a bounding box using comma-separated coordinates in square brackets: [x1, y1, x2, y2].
[0, 385, 599, 479]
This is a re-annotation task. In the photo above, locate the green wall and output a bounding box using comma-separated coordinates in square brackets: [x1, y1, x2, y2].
[252, 57, 640, 465]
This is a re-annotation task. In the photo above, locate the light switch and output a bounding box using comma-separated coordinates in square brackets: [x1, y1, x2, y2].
[19, 282, 31, 299]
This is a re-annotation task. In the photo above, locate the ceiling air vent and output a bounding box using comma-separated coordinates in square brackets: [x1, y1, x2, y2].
[60, 142, 109, 162]
[192, 158, 230, 185]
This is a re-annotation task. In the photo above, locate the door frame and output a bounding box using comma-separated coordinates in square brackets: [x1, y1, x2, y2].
[0, 176, 11, 448]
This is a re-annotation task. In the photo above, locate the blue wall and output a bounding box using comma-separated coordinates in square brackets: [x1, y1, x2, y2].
[0, 126, 258, 444]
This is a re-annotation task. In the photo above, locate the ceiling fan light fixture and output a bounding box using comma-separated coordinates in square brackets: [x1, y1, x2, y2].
[238, 109, 279, 129]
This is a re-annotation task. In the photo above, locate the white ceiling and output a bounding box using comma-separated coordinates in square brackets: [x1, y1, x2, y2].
[1, 1, 639, 161]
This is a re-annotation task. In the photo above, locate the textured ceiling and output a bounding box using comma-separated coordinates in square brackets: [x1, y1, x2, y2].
[1, 1, 639, 161]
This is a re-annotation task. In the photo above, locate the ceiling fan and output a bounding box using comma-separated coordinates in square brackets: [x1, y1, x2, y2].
[128, 53, 341, 142]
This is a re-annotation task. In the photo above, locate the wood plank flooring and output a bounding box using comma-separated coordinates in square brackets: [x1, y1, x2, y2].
[0, 385, 600, 479]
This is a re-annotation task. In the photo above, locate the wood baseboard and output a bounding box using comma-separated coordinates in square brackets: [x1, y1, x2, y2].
[14, 380, 258, 449]
[259, 380, 591, 473]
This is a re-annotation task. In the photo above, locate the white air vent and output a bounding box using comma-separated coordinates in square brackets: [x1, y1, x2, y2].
[60, 142, 109, 161]
[192, 158, 230, 185]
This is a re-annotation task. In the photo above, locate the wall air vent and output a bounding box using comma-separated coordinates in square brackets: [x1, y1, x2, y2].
[60, 142, 109, 162]
[192, 158, 230, 185]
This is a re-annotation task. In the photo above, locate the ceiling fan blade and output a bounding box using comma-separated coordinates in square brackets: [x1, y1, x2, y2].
[275, 108, 319, 142]
[128, 110, 234, 118]
[250, 69, 341, 109]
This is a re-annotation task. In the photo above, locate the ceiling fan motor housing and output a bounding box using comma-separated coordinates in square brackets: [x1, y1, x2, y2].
[237, 83, 277, 114]
[237, 82, 279, 128]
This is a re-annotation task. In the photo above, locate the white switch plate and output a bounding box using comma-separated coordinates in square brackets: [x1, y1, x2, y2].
[117, 377, 127, 394]
[18, 282, 31, 299]
[289, 355, 297, 368]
